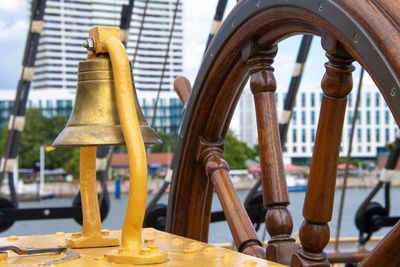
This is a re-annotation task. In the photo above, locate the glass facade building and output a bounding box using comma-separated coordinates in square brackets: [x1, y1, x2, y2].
[2, 0, 184, 134]
[33, 0, 183, 92]
[239, 85, 399, 160]
[0, 89, 183, 134]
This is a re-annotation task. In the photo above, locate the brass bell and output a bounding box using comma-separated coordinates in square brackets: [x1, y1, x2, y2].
[52, 56, 162, 147]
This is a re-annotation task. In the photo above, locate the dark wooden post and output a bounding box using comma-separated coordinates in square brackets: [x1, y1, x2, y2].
[198, 139, 264, 258]
[291, 35, 354, 267]
[243, 42, 298, 265]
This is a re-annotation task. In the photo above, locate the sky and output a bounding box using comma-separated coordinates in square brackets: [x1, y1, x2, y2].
[0, 0, 373, 128]
[0, 0, 351, 90]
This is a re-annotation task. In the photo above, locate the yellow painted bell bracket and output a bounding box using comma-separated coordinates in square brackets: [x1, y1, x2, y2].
[52, 26, 166, 264]
[90, 26, 167, 265]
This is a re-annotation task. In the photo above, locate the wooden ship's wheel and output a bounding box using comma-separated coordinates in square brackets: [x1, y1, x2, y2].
[166, 1, 400, 266]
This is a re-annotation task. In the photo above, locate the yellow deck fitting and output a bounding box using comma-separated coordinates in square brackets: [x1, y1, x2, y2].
[0, 229, 284, 266]
[66, 146, 118, 248]
[85, 26, 166, 264]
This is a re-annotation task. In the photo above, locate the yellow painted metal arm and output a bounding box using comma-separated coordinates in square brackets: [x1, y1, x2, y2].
[104, 37, 147, 251]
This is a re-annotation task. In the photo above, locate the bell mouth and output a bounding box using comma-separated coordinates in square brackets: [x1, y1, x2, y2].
[52, 125, 125, 147]
[52, 124, 162, 147]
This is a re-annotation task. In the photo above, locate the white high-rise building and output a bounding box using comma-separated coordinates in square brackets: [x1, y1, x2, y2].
[29, 0, 183, 133]
[239, 84, 399, 161]
[33, 0, 182, 91]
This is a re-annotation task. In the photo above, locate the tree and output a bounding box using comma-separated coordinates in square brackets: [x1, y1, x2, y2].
[18, 109, 51, 169]
[0, 109, 80, 177]
[150, 131, 178, 153]
[223, 130, 256, 169]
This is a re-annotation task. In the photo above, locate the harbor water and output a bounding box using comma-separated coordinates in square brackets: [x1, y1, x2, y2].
[1, 188, 398, 243]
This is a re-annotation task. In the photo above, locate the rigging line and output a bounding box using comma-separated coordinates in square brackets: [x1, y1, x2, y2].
[119, 0, 135, 48]
[132, 0, 151, 65]
[146, 1, 227, 211]
[334, 67, 365, 251]
[0, 0, 47, 206]
[146, 1, 228, 215]
[150, 0, 180, 128]
[279, 35, 313, 145]
[204, 0, 228, 54]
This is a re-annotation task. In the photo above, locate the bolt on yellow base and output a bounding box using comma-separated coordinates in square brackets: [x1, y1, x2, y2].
[105, 235, 168, 265]
[66, 229, 119, 249]
[104, 245, 168, 265]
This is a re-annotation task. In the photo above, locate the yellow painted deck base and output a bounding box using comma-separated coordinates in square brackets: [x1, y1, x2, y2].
[0, 228, 285, 266]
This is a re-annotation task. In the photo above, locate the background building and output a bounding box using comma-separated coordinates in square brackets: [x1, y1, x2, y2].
[239, 84, 399, 162]
[0, 89, 182, 134]
[21, 0, 183, 133]
[33, 0, 183, 92]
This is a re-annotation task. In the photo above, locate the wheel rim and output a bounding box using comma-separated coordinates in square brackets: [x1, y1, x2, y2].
[167, 0, 400, 265]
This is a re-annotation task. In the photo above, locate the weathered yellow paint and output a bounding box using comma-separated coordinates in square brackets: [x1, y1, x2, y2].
[87, 26, 166, 264]
[66, 146, 119, 248]
[0, 229, 285, 266]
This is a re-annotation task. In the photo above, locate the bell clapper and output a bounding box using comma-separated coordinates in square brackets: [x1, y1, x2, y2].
[66, 146, 119, 248]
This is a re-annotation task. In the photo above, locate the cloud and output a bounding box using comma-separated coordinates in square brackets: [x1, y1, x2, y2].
[0, 19, 29, 43]
[0, 1, 25, 13]
[183, 0, 236, 84]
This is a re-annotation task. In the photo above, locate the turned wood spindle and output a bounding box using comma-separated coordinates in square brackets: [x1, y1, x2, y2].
[199, 140, 264, 258]
[291, 35, 355, 267]
[244, 42, 297, 265]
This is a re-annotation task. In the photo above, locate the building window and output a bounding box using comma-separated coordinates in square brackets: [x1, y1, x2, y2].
[348, 111, 352, 124]
[376, 129, 380, 142]
[301, 93, 306, 107]
[366, 93, 371, 106]
[367, 129, 371, 142]
[311, 128, 316, 142]
[385, 111, 390, 124]
[311, 111, 315, 125]
[357, 128, 362, 142]
[293, 129, 297, 143]
[311, 93, 315, 107]
[301, 111, 306, 124]
[302, 129, 306, 143]
[375, 93, 380, 106]
[375, 111, 380, 124]
[292, 111, 297, 124]
[366, 111, 371, 125]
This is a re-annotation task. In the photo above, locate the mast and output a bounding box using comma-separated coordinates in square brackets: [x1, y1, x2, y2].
[0, 0, 47, 207]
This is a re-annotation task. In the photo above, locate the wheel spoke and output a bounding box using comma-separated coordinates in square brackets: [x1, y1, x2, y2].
[292, 35, 355, 266]
[244, 42, 297, 265]
[199, 139, 264, 258]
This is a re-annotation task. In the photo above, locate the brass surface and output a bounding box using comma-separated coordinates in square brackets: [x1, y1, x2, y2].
[52, 56, 161, 147]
